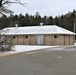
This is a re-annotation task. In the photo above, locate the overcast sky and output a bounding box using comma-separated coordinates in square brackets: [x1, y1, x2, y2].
[9, 0, 76, 17]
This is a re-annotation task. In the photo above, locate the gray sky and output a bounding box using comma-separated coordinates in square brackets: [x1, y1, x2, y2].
[9, 0, 76, 17]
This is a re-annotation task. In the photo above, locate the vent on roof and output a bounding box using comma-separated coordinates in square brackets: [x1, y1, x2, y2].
[15, 24, 18, 28]
[40, 23, 43, 26]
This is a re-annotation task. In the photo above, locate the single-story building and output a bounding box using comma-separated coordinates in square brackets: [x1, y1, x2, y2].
[1, 25, 75, 45]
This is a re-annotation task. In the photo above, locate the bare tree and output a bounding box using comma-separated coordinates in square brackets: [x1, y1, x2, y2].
[0, 0, 27, 15]
[0, 0, 27, 51]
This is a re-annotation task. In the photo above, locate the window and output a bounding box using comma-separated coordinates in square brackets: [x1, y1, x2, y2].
[25, 36, 28, 39]
[13, 36, 16, 39]
[54, 35, 57, 38]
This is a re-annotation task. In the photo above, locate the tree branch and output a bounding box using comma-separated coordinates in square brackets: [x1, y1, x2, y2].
[2, 1, 27, 7]
[0, 0, 3, 7]
[0, 0, 27, 15]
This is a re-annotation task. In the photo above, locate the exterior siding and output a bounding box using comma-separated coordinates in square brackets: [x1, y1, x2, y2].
[44, 35, 51, 45]
[5, 35, 12, 45]
[69, 35, 74, 45]
[4, 34, 74, 45]
[53, 35, 61, 45]
[24, 35, 31, 45]
[17, 35, 24, 45]
[30, 35, 37, 45]
[12, 35, 18, 45]
[64, 35, 70, 45]
[60, 35, 65, 45]
[44, 35, 61, 45]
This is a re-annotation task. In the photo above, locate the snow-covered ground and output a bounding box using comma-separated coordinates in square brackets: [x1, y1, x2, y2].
[0, 43, 76, 56]
[0, 45, 52, 56]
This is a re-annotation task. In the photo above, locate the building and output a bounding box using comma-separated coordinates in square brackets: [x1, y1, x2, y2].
[1, 25, 75, 45]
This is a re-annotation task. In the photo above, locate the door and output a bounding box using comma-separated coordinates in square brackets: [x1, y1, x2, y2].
[37, 35, 43, 45]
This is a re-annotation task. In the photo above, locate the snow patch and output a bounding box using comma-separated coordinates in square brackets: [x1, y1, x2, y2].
[0, 43, 76, 56]
[13, 45, 51, 52]
[0, 45, 52, 56]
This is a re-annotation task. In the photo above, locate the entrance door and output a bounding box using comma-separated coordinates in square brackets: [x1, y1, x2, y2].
[37, 35, 43, 45]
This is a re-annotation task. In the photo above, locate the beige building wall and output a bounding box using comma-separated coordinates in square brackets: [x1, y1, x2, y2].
[60, 35, 65, 45]
[5, 35, 12, 45]
[23, 35, 31, 45]
[4, 34, 74, 45]
[30, 35, 37, 45]
[44, 34, 74, 45]
[17, 35, 24, 45]
[44, 35, 62, 45]
[50, 35, 55, 45]
[69, 35, 74, 45]
[49, 35, 61, 45]
[64, 35, 70, 45]
[54, 35, 61, 45]
[44, 35, 51, 45]
[11, 35, 18, 45]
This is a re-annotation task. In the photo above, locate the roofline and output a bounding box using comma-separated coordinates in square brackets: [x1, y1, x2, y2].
[3, 33, 75, 36]
[1, 25, 75, 35]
